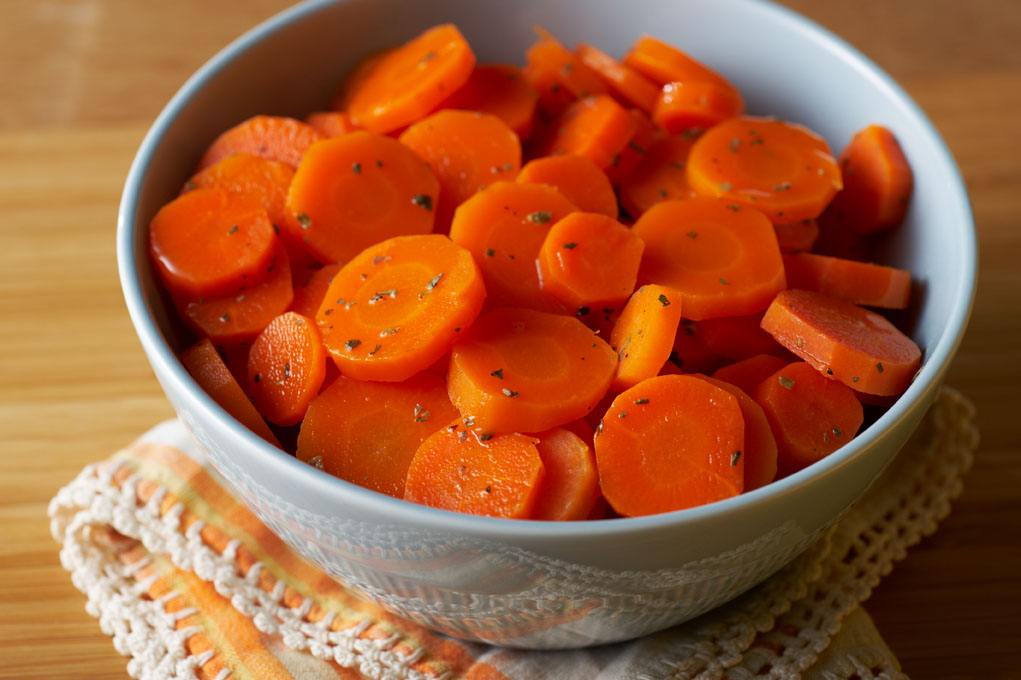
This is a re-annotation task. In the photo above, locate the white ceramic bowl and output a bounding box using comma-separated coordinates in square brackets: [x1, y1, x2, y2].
[117, 0, 976, 649]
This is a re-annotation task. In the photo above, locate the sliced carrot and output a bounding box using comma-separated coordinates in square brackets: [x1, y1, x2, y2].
[561, 418, 595, 446]
[531, 428, 600, 521]
[219, 344, 251, 395]
[623, 35, 735, 89]
[404, 421, 544, 519]
[247, 312, 326, 426]
[448, 181, 577, 311]
[671, 319, 726, 374]
[783, 252, 912, 309]
[609, 284, 684, 391]
[344, 24, 476, 134]
[696, 313, 787, 360]
[574, 43, 659, 113]
[296, 373, 458, 498]
[537, 212, 644, 310]
[305, 111, 360, 138]
[633, 197, 786, 320]
[180, 338, 280, 447]
[328, 47, 394, 112]
[447, 308, 617, 433]
[710, 353, 789, 397]
[761, 289, 922, 396]
[524, 32, 607, 116]
[602, 108, 656, 185]
[149, 187, 277, 298]
[198, 115, 325, 171]
[315, 234, 485, 382]
[595, 374, 745, 516]
[653, 80, 745, 134]
[774, 218, 819, 254]
[826, 125, 913, 234]
[619, 134, 699, 218]
[399, 109, 521, 232]
[285, 131, 439, 264]
[545, 95, 638, 172]
[517, 154, 617, 218]
[440, 64, 539, 140]
[686, 117, 843, 223]
[753, 361, 863, 476]
[289, 263, 341, 318]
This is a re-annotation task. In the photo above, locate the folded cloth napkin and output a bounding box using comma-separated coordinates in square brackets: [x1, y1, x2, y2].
[50, 388, 976, 680]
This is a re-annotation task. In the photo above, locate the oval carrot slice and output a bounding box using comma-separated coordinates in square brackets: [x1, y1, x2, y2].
[296, 373, 459, 498]
[633, 197, 786, 320]
[826, 125, 913, 234]
[289, 263, 341, 318]
[574, 42, 659, 113]
[545, 94, 638, 172]
[602, 108, 657, 186]
[760, 289, 922, 396]
[653, 79, 744, 134]
[316, 234, 485, 382]
[517, 154, 617, 218]
[328, 47, 394, 112]
[440, 64, 539, 140]
[711, 353, 789, 397]
[305, 111, 360, 138]
[247, 312, 326, 426]
[198, 115, 325, 171]
[285, 131, 439, 264]
[619, 135, 699, 218]
[686, 117, 843, 223]
[524, 31, 607, 116]
[774, 218, 820, 253]
[609, 284, 684, 391]
[623, 35, 735, 89]
[531, 428, 600, 521]
[447, 308, 617, 434]
[783, 252, 912, 309]
[595, 374, 745, 516]
[696, 313, 787, 360]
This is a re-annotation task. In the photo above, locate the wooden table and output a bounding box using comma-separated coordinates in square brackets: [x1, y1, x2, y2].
[1, 1, 1018, 677]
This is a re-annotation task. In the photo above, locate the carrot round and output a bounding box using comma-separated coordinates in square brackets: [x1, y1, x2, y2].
[524, 31, 607, 116]
[696, 313, 787, 360]
[516, 154, 617, 218]
[198, 115, 325, 171]
[609, 284, 684, 391]
[531, 428, 600, 521]
[305, 111, 360, 138]
[344, 24, 476, 134]
[246, 312, 326, 426]
[289, 263, 341, 318]
[574, 43, 659, 113]
[761, 289, 922, 396]
[404, 420, 544, 519]
[826, 125, 913, 234]
[653, 80, 745, 134]
[711, 353, 789, 397]
[285, 131, 439, 264]
[440, 64, 539, 140]
[315, 234, 485, 382]
[686, 117, 843, 223]
[447, 308, 617, 434]
[783, 252, 912, 309]
[633, 197, 786, 320]
[595, 374, 745, 517]
[671, 319, 725, 374]
[602, 108, 656, 186]
[545, 95, 639, 172]
[296, 373, 459, 498]
[774, 219, 820, 254]
[619, 135, 699, 218]
[623, 35, 735, 89]
[329, 48, 394, 112]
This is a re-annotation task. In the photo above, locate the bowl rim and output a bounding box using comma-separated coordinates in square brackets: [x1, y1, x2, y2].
[117, 0, 977, 541]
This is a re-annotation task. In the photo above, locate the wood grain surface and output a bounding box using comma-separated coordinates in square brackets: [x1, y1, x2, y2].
[1, 2, 1018, 678]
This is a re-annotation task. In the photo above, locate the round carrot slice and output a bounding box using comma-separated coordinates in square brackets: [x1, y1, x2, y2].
[545, 95, 638, 172]
[198, 115, 325, 171]
[633, 197, 786, 320]
[440, 64, 539, 140]
[687, 117, 843, 223]
[304, 111, 360, 138]
[774, 218, 820, 253]
[447, 308, 617, 434]
[652, 80, 744, 134]
[574, 43, 659, 113]
[524, 31, 607, 116]
[619, 135, 699, 218]
[315, 234, 485, 382]
[532, 428, 600, 521]
[623, 35, 733, 89]
[711, 353, 789, 398]
[609, 284, 684, 391]
[783, 252, 912, 309]
[247, 312, 326, 426]
[289, 263, 342, 319]
[827, 125, 913, 234]
[517, 154, 617, 218]
[602, 108, 657, 186]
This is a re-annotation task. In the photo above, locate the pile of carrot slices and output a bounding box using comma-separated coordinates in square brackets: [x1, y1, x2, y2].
[152, 24, 921, 520]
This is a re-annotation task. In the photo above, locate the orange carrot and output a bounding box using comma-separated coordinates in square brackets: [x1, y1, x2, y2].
[671, 319, 725, 374]
[595, 374, 745, 516]
[623, 35, 735, 89]
[447, 308, 617, 433]
[285, 131, 439, 264]
[531, 428, 600, 521]
[577, 303, 621, 342]
[574, 43, 659, 113]
[774, 219, 819, 254]
[561, 418, 595, 445]
[296, 373, 459, 498]
[686, 117, 843, 223]
[305, 111, 360, 138]
[652, 80, 744, 134]
[710, 353, 788, 397]
[247, 312, 326, 426]
[696, 313, 787, 360]
[328, 47, 394, 112]
[602, 108, 656, 185]
[619, 134, 699, 218]
[783, 252, 912, 309]
[180, 338, 280, 447]
[760, 289, 922, 396]
[633, 197, 786, 320]
[440, 64, 539, 140]
[198, 115, 325, 171]
[219, 344, 251, 395]
[289, 263, 341, 318]
[524, 31, 607, 116]
[609, 284, 684, 391]
[545, 95, 639, 172]
[517, 154, 617, 218]
[826, 125, 913, 234]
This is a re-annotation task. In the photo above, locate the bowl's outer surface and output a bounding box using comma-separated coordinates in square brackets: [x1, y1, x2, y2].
[118, 0, 976, 648]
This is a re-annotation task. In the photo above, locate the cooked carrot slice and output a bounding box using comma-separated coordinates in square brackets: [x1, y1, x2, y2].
[595, 374, 745, 516]
[609, 284, 683, 391]
[296, 373, 459, 498]
[687, 117, 843, 223]
[531, 428, 599, 521]
[619, 135, 699, 218]
[285, 131, 439, 264]
[761, 289, 922, 396]
[517, 154, 617, 218]
[634, 197, 786, 320]
[711, 353, 789, 397]
[826, 125, 913, 234]
[180, 338, 280, 447]
[198, 115, 325, 171]
[448, 181, 577, 311]
[328, 47, 394, 112]
[602, 108, 656, 186]
[440, 64, 539, 140]
[305, 111, 360, 138]
[653, 80, 745, 134]
[753, 361, 863, 476]
[671, 319, 725, 374]
[623, 35, 734, 89]
[537, 212, 644, 310]
[524, 31, 607, 116]
[247, 312, 326, 426]
[344, 24, 476, 134]
[447, 308, 617, 433]
[289, 263, 341, 318]
[149, 187, 277, 298]
[774, 218, 819, 254]
[696, 313, 787, 360]
[545, 95, 638, 172]
[220, 344, 251, 395]
[783, 252, 912, 309]
[574, 43, 659, 113]
[404, 421, 544, 519]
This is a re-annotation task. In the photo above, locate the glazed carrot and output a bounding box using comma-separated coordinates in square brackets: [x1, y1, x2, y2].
[711, 353, 789, 397]
[328, 47, 394, 112]
[447, 308, 617, 433]
[344, 24, 476, 133]
[198, 115, 325, 171]
[619, 135, 699, 218]
[783, 252, 912, 309]
[761, 289, 922, 396]
[595, 374, 745, 516]
[774, 219, 819, 254]
[609, 284, 684, 391]
[531, 428, 600, 521]
[545, 95, 639, 172]
[305, 111, 360, 138]
[671, 319, 725, 374]
[826, 125, 913, 234]
[399, 109, 521, 232]
[285, 131, 439, 264]
[623, 35, 735, 89]
[524, 31, 607, 116]
[296, 373, 459, 498]
[686, 117, 843, 223]
[448, 181, 577, 311]
[517, 154, 617, 218]
[696, 313, 787, 360]
[602, 108, 656, 186]
[574, 43, 659, 113]
[247, 312, 326, 426]
[405, 420, 544, 518]
[316, 234, 485, 382]
[180, 338, 280, 447]
[289, 263, 341, 318]
[440, 64, 539, 140]
[537, 212, 645, 310]
[149, 187, 277, 298]
[633, 197, 786, 320]
[653, 80, 745, 134]
[753, 362, 863, 476]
